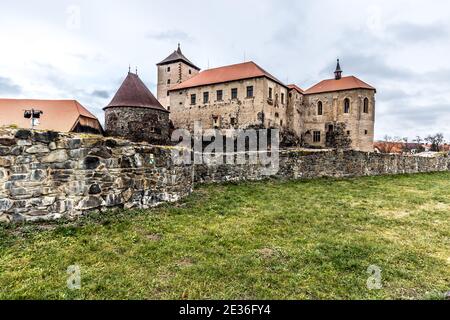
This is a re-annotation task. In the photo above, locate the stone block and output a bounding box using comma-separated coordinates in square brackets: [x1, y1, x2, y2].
[42, 150, 69, 163]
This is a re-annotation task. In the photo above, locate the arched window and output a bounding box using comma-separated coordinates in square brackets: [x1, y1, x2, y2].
[318, 101, 323, 115]
[344, 98, 350, 114]
[363, 98, 369, 113]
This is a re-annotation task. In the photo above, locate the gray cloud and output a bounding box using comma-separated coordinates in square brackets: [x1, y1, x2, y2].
[0, 76, 22, 95]
[146, 29, 193, 42]
[92, 90, 111, 99]
[389, 22, 448, 43]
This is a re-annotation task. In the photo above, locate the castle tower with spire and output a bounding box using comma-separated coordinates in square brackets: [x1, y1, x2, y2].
[156, 44, 200, 110]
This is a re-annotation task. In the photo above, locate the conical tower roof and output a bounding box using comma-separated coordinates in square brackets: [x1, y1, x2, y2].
[104, 72, 169, 112]
[157, 44, 200, 71]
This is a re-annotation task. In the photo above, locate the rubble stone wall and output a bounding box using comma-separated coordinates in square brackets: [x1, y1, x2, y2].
[0, 129, 193, 223]
[1, 129, 448, 223]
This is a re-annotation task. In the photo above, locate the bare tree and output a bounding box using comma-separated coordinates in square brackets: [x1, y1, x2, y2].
[326, 122, 352, 150]
[425, 133, 445, 152]
[376, 135, 399, 154]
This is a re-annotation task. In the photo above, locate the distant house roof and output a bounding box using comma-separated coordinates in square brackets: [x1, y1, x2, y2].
[288, 84, 304, 94]
[170, 61, 287, 91]
[104, 72, 169, 113]
[304, 76, 376, 95]
[157, 44, 200, 71]
[0, 98, 102, 133]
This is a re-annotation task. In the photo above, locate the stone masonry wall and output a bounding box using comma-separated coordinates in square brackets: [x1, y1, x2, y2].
[0, 128, 193, 223]
[194, 150, 450, 184]
[1, 128, 449, 223]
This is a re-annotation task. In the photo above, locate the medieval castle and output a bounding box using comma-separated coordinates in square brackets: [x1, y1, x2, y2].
[152, 45, 377, 152]
[0, 45, 376, 152]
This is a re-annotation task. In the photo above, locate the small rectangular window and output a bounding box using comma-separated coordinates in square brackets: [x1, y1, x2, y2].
[212, 116, 220, 128]
[281, 93, 285, 104]
[167, 91, 170, 96]
[246, 86, 254, 98]
[191, 94, 196, 105]
[365, 130, 368, 135]
[269, 87, 273, 99]
[203, 92, 209, 103]
[313, 131, 321, 143]
[167, 67, 171, 72]
[231, 88, 238, 100]
[167, 79, 171, 85]
[217, 90, 223, 101]
[230, 117, 236, 126]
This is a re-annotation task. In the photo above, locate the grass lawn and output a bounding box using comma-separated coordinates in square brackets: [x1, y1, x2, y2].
[0, 172, 449, 300]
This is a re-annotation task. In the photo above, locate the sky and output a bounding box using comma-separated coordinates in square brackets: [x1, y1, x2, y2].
[0, 0, 449, 141]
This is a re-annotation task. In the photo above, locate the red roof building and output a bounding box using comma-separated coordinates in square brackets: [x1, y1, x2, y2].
[0, 98, 102, 134]
[304, 76, 376, 95]
[170, 61, 287, 91]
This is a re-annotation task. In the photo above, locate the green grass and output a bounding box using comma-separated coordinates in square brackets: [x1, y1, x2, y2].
[0, 172, 449, 300]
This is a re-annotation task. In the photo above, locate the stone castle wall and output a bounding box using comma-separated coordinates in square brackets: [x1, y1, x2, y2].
[0, 129, 193, 223]
[169, 78, 289, 132]
[1, 128, 449, 223]
[194, 150, 450, 184]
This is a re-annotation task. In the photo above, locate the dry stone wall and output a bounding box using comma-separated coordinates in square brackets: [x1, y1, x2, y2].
[194, 150, 450, 183]
[0, 129, 193, 223]
[1, 128, 449, 223]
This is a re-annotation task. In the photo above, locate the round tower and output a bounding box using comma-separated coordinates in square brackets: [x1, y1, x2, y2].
[104, 71, 170, 144]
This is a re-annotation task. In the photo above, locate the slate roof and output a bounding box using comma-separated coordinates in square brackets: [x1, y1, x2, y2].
[157, 45, 200, 71]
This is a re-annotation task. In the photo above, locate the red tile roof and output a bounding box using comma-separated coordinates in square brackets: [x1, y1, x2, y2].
[170, 61, 286, 91]
[105, 72, 169, 113]
[0, 99, 100, 132]
[304, 76, 376, 95]
[287, 84, 304, 94]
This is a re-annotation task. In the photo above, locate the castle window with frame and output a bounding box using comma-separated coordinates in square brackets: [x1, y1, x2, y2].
[230, 117, 236, 126]
[269, 87, 273, 99]
[281, 93, 285, 104]
[217, 90, 223, 101]
[246, 86, 254, 98]
[363, 98, 369, 113]
[203, 92, 209, 104]
[275, 112, 279, 118]
[231, 88, 238, 100]
[344, 98, 350, 114]
[318, 101, 323, 115]
[313, 131, 321, 143]
[190, 94, 196, 105]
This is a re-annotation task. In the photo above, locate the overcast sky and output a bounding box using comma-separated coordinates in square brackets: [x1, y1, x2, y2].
[0, 0, 449, 140]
